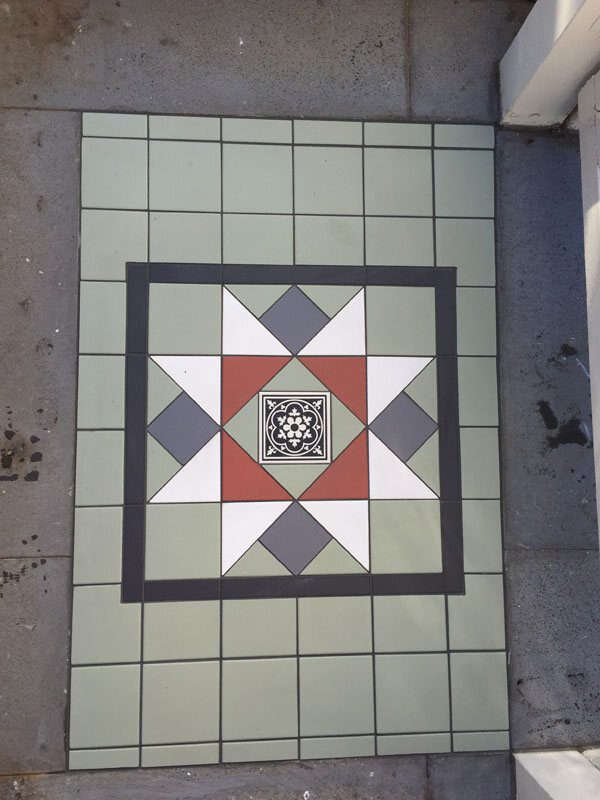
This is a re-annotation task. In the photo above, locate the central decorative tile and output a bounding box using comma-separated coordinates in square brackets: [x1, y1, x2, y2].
[259, 391, 331, 464]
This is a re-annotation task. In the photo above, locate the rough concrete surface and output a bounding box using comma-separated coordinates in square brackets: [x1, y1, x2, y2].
[0, 557, 70, 775]
[0, 110, 80, 558]
[0, 754, 514, 800]
[505, 549, 600, 749]
[410, 0, 532, 122]
[497, 130, 598, 551]
[429, 753, 512, 800]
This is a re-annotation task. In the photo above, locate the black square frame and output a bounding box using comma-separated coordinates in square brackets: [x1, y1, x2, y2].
[121, 263, 464, 603]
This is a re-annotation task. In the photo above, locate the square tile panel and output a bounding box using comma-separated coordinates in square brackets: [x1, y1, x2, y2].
[71, 115, 505, 769]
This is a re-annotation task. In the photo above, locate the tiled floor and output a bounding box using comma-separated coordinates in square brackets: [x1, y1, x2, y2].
[70, 113, 507, 769]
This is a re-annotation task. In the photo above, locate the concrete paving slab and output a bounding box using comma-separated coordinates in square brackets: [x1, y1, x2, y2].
[506, 549, 600, 749]
[0, 756, 427, 799]
[0, 110, 79, 559]
[496, 130, 597, 550]
[410, 0, 532, 122]
[0, 0, 409, 119]
[0, 557, 70, 775]
[429, 753, 511, 800]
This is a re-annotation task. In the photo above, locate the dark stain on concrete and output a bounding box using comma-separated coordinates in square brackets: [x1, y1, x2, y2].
[14, 1, 89, 48]
[1, 428, 43, 481]
[547, 418, 589, 449]
[538, 400, 558, 430]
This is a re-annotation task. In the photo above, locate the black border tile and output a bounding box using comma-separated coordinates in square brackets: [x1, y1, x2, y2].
[121, 262, 464, 602]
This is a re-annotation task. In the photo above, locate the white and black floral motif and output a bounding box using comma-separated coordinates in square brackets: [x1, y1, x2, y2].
[260, 392, 330, 463]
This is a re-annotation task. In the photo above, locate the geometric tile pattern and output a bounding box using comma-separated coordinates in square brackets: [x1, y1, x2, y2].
[72, 114, 506, 770]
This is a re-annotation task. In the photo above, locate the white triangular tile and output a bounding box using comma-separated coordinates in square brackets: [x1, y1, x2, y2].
[367, 356, 432, 422]
[300, 500, 369, 568]
[150, 432, 220, 503]
[151, 356, 221, 423]
[222, 288, 290, 355]
[222, 501, 291, 573]
[368, 431, 437, 499]
[298, 290, 365, 356]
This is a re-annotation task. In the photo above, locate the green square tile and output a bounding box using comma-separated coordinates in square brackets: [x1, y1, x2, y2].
[222, 658, 298, 740]
[436, 219, 495, 286]
[448, 574, 505, 651]
[370, 500, 442, 573]
[71, 585, 140, 665]
[294, 120, 362, 145]
[149, 115, 220, 140]
[366, 217, 434, 266]
[81, 138, 147, 210]
[223, 739, 298, 763]
[149, 141, 221, 212]
[434, 150, 494, 217]
[144, 601, 220, 661]
[301, 736, 375, 759]
[364, 122, 431, 147]
[366, 286, 436, 355]
[142, 743, 219, 767]
[149, 212, 221, 262]
[460, 428, 500, 499]
[79, 281, 126, 354]
[83, 112, 147, 138]
[295, 215, 364, 266]
[457, 289, 497, 355]
[298, 596, 372, 654]
[222, 118, 292, 143]
[142, 661, 220, 744]
[145, 503, 220, 579]
[80, 209, 147, 280]
[299, 655, 374, 736]
[434, 125, 494, 149]
[75, 430, 124, 506]
[373, 595, 447, 652]
[450, 652, 509, 731]
[73, 507, 122, 584]
[364, 148, 432, 215]
[377, 733, 451, 755]
[223, 214, 293, 264]
[375, 654, 450, 734]
[294, 146, 363, 215]
[223, 144, 292, 212]
[77, 356, 125, 429]
[69, 664, 140, 748]
[148, 283, 221, 354]
[462, 500, 503, 572]
[458, 357, 498, 426]
[222, 598, 296, 657]
[452, 731, 509, 751]
[69, 748, 139, 770]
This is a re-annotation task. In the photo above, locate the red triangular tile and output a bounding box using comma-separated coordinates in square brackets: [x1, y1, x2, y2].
[299, 356, 367, 423]
[222, 432, 292, 502]
[300, 431, 368, 500]
[222, 356, 290, 423]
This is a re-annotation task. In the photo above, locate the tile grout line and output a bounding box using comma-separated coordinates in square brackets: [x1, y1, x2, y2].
[218, 115, 224, 765]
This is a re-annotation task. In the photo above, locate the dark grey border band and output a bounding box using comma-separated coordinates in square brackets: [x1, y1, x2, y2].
[121, 262, 463, 603]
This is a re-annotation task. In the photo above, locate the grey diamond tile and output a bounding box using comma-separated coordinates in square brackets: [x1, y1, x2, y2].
[259, 286, 329, 354]
[260, 502, 331, 574]
[370, 392, 438, 462]
[147, 393, 219, 465]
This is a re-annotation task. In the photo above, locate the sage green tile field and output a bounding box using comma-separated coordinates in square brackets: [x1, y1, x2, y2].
[80, 209, 148, 280]
[375, 654, 450, 734]
[71, 114, 507, 768]
[141, 661, 220, 744]
[222, 659, 298, 740]
[81, 137, 147, 209]
[149, 141, 221, 212]
[149, 212, 221, 263]
[364, 148, 433, 216]
[222, 598, 297, 657]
